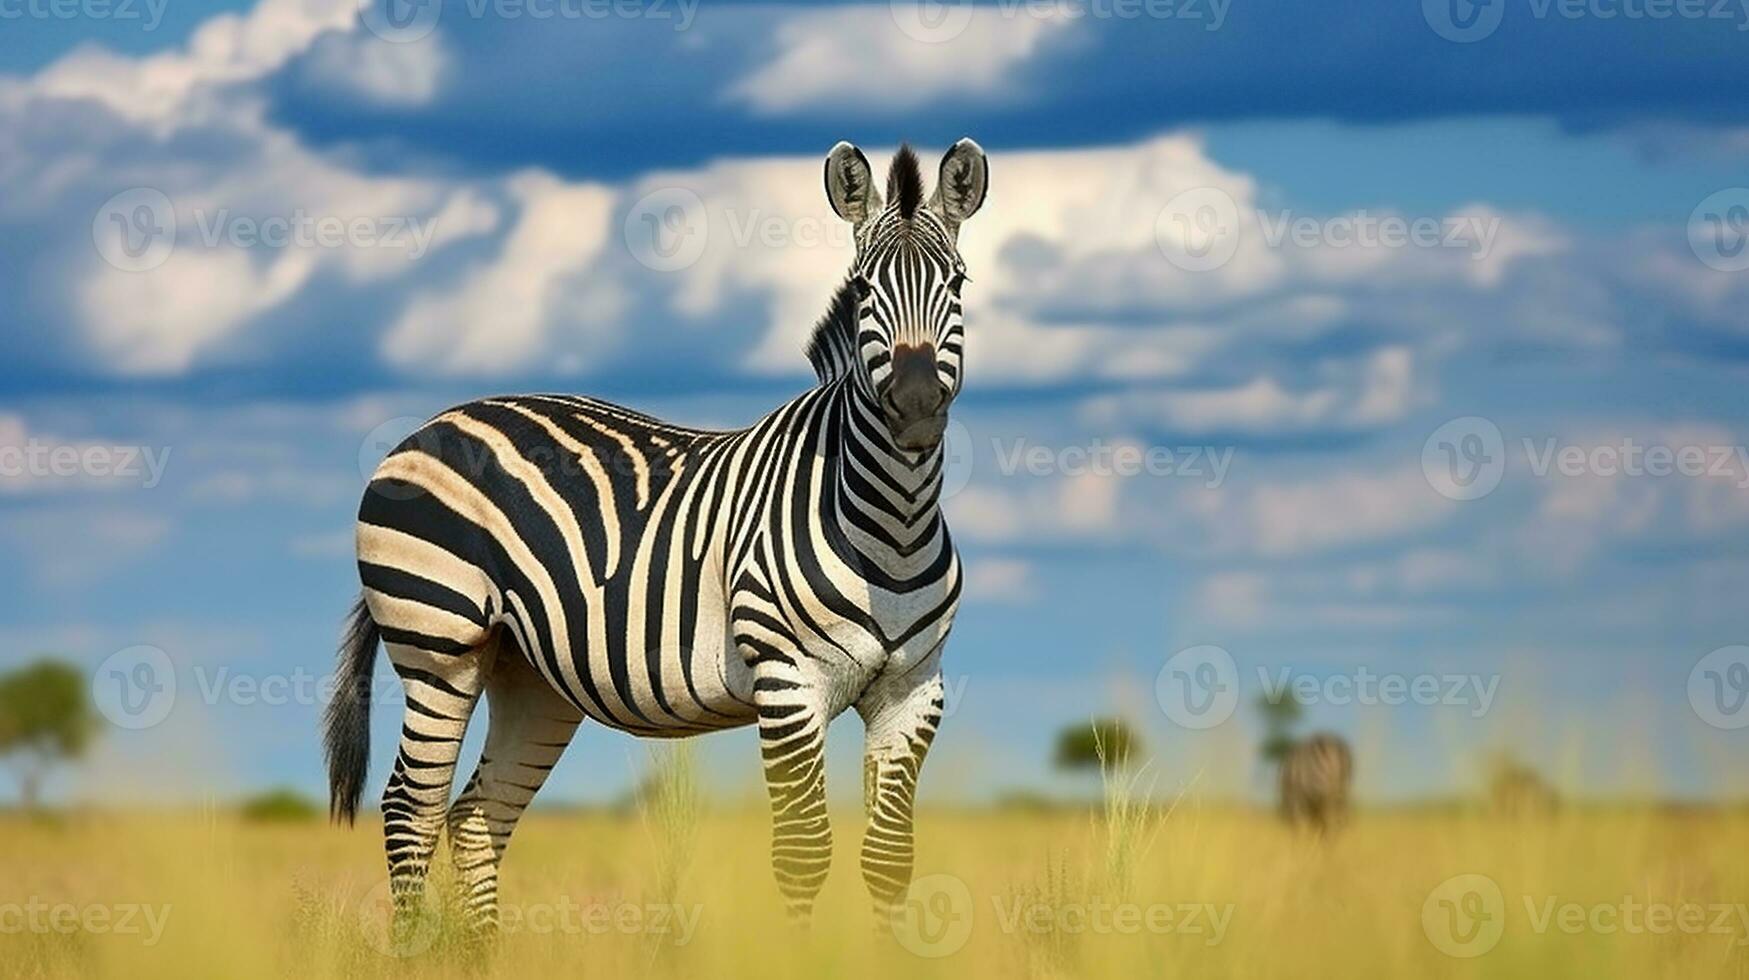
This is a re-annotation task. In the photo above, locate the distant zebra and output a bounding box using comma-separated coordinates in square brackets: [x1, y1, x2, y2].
[1488, 760, 1559, 818]
[323, 140, 989, 937]
[1278, 733, 1353, 835]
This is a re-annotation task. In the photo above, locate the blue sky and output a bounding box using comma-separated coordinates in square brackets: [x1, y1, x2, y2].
[2, 0, 1747, 807]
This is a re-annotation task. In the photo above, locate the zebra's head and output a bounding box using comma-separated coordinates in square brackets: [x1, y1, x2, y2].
[824, 139, 988, 452]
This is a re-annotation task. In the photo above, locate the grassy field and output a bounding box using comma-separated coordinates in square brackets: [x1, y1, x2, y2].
[2, 803, 1746, 979]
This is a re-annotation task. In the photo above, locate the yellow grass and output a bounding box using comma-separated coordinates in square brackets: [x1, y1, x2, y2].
[1, 804, 1746, 979]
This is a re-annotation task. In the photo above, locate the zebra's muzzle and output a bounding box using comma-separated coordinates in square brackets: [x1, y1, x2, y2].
[884, 344, 950, 451]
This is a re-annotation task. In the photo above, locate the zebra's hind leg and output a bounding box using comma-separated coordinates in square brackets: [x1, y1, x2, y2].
[446, 636, 583, 938]
[854, 663, 946, 930]
[380, 635, 495, 950]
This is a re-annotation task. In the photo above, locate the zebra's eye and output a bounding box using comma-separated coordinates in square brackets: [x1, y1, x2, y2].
[853, 276, 873, 302]
[948, 272, 968, 293]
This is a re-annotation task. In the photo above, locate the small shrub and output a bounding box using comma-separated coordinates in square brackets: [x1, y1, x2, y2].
[240, 788, 320, 822]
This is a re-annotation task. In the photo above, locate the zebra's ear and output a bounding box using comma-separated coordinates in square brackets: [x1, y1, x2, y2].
[929, 138, 988, 231]
[824, 141, 882, 225]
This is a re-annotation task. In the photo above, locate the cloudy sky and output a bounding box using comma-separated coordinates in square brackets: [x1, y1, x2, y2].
[3, 0, 1747, 806]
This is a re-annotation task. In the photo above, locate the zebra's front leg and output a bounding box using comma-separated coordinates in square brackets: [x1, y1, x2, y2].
[754, 658, 833, 922]
[855, 664, 946, 928]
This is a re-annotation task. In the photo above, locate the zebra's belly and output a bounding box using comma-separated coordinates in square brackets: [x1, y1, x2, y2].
[537, 594, 758, 736]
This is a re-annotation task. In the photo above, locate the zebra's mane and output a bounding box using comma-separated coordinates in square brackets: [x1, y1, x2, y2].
[804, 277, 860, 383]
[888, 144, 923, 219]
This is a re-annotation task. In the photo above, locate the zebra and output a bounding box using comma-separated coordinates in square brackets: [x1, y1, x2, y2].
[1487, 757, 1559, 818]
[1278, 733, 1353, 835]
[322, 139, 989, 939]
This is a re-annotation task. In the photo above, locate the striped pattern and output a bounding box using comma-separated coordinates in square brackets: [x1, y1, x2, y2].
[335, 141, 986, 936]
[852, 206, 966, 401]
[1278, 733, 1354, 835]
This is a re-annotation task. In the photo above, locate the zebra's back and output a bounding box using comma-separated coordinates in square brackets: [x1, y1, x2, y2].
[1279, 733, 1354, 834]
[355, 393, 772, 736]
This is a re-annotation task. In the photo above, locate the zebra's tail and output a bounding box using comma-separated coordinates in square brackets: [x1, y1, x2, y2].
[323, 595, 379, 825]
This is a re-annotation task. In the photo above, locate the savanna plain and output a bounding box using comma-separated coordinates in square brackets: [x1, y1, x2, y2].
[3, 799, 1745, 980]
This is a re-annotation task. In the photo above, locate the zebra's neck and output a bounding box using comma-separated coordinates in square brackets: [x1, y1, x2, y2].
[825, 378, 948, 573]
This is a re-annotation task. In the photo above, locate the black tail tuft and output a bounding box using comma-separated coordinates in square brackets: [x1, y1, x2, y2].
[323, 595, 379, 825]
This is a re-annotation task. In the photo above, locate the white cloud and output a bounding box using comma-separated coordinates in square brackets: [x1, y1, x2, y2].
[0, 0, 1680, 434]
[63, 136, 501, 374]
[731, 7, 1071, 114]
[382, 172, 621, 375]
[296, 29, 451, 106]
[1080, 346, 1418, 436]
[1517, 423, 1749, 571]
[79, 247, 317, 375]
[1243, 463, 1455, 557]
[26, 0, 356, 125]
[1193, 558, 1472, 632]
[947, 466, 1125, 544]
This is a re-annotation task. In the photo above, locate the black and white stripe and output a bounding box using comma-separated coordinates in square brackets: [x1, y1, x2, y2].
[1278, 733, 1353, 836]
[324, 139, 988, 935]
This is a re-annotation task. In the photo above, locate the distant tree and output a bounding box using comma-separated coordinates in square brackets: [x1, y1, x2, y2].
[1256, 689, 1305, 766]
[0, 659, 99, 810]
[240, 788, 320, 822]
[1053, 718, 1142, 773]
